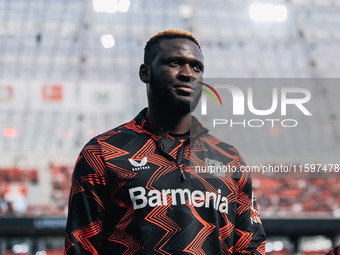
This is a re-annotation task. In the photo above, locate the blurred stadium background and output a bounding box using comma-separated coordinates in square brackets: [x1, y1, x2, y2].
[0, 0, 340, 254]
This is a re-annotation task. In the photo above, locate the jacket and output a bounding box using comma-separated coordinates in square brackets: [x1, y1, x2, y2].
[64, 108, 266, 254]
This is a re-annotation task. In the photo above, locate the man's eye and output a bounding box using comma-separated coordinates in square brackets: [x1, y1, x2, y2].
[170, 60, 179, 66]
[193, 65, 202, 72]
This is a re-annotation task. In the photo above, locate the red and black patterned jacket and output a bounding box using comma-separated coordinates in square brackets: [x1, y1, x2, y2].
[326, 245, 340, 255]
[64, 108, 266, 254]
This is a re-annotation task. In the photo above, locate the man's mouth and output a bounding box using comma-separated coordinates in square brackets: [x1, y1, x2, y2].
[174, 84, 196, 94]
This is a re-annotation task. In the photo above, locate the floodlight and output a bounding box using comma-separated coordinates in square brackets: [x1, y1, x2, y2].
[249, 3, 287, 22]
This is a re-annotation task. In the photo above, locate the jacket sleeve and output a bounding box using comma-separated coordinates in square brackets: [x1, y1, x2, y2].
[233, 158, 267, 254]
[64, 139, 109, 255]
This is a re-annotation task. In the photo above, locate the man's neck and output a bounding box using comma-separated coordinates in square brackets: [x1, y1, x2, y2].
[146, 108, 191, 135]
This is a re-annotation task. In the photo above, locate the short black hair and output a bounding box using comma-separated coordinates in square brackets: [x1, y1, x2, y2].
[144, 29, 201, 65]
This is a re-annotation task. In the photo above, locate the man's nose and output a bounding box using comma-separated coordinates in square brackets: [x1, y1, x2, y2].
[178, 64, 195, 81]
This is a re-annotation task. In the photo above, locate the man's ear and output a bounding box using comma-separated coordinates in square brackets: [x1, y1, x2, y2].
[139, 64, 150, 83]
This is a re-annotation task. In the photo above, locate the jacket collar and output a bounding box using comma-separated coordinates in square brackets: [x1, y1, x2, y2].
[133, 108, 208, 139]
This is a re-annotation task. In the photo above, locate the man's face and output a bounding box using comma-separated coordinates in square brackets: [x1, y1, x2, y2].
[147, 38, 204, 115]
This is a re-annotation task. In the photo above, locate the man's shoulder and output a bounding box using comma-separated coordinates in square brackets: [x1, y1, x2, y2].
[83, 118, 145, 148]
[95, 121, 130, 139]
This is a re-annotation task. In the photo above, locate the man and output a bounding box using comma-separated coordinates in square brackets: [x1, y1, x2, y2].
[64, 29, 266, 254]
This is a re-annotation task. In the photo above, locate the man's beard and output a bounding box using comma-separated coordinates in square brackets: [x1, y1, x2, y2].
[149, 72, 202, 116]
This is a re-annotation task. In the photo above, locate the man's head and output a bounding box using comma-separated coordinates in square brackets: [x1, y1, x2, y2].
[140, 30, 204, 116]
[143, 30, 201, 66]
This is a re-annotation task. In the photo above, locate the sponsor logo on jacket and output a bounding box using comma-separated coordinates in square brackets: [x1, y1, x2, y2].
[129, 187, 228, 213]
